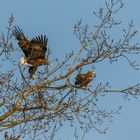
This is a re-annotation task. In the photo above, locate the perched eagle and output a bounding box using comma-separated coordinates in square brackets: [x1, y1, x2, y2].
[13, 27, 53, 78]
[75, 71, 96, 88]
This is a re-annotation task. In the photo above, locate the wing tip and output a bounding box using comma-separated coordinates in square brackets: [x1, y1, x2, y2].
[31, 35, 48, 48]
[12, 26, 24, 38]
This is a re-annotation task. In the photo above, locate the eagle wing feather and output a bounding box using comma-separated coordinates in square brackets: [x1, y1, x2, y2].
[13, 27, 31, 57]
[30, 35, 48, 59]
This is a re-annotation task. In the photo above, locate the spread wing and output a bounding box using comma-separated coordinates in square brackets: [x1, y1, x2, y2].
[30, 35, 48, 59]
[13, 26, 31, 57]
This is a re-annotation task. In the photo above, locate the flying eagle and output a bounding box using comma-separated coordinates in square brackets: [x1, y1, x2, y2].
[75, 71, 96, 88]
[13, 27, 53, 78]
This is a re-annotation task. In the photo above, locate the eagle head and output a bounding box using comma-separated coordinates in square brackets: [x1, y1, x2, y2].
[20, 57, 33, 66]
[87, 71, 96, 77]
[20, 57, 26, 64]
[87, 71, 96, 75]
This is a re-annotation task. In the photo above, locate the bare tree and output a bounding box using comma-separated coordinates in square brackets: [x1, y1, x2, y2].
[0, 0, 140, 139]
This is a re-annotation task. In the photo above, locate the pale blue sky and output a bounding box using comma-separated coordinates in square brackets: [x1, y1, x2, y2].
[0, 0, 140, 140]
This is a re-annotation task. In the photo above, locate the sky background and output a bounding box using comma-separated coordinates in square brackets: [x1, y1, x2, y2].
[0, 0, 140, 140]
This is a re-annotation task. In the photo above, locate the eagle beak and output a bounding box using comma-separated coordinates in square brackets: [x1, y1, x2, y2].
[92, 71, 96, 74]
[46, 60, 53, 66]
[92, 71, 96, 77]
[48, 62, 53, 66]
[49, 63, 53, 66]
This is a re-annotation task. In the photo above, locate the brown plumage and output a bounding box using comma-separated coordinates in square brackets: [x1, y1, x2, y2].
[75, 71, 96, 88]
[13, 27, 53, 78]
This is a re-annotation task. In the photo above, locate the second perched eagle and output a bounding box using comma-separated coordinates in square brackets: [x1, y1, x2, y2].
[13, 27, 53, 78]
[75, 71, 96, 88]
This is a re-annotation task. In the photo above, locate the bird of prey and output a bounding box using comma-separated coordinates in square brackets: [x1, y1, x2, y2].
[75, 71, 96, 88]
[13, 27, 53, 78]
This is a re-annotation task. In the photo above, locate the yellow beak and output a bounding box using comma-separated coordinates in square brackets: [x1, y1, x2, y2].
[92, 71, 96, 74]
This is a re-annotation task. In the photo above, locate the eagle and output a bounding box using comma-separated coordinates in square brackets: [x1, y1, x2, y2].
[75, 71, 96, 88]
[13, 27, 53, 78]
